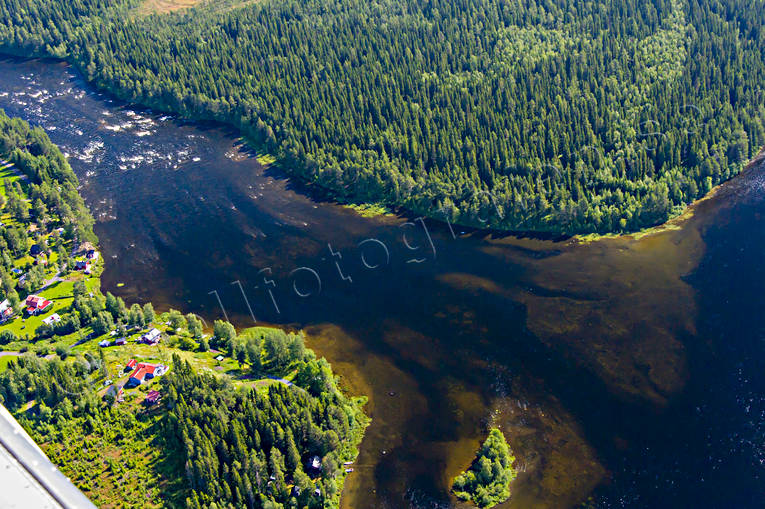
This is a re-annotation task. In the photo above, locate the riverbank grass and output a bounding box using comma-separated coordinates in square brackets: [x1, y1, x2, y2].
[342, 202, 394, 218]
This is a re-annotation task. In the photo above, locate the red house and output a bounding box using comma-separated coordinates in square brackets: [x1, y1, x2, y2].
[124, 359, 136, 373]
[25, 295, 52, 315]
[125, 362, 167, 388]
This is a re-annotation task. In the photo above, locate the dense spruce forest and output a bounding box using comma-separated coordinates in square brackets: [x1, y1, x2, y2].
[0, 109, 95, 243]
[0, 0, 762, 233]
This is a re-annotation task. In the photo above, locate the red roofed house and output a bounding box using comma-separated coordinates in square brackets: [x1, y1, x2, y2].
[125, 362, 167, 388]
[25, 295, 52, 315]
[124, 359, 136, 372]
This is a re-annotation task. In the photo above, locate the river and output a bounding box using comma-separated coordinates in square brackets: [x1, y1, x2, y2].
[1, 56, 762, 508]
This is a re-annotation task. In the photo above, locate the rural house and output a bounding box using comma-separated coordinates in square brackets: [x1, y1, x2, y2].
[104, 384, 124, 403]
[42, 314, 61, 326]
[25, 295, 52, 315]
[125, 362, 168, 388]
[74, 260, 91, 272]
[144, 390, 162, 406]
[139, 328, 162, 345]
[0, 299, 13, 323]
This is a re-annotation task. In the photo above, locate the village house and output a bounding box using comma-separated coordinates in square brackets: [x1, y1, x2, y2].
[139, 328, 162, 345]
[86, 249, 99, 261]
[125, 362, 168, 388]
[144, 390, 162, 406]
[98, 339, 111, 348]
[75, 242, 96, 256]
[42, 313, 61, 326]
[25, 295, 52, 315]
[74, 260, 91, 272]
[104, 384, 124, 403]
[0, 299, 13, 323]
[115, 337, 127, 346]
[124, 359, 136, 372]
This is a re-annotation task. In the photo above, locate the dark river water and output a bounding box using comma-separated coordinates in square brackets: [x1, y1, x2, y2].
[1, 56, 763, 508]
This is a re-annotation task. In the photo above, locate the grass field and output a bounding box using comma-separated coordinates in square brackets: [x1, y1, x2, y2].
[0, 162, 20, 197]
[0, 274, 101, 342]
[137, 0, 204, 14]
[0, 355, 17, 371]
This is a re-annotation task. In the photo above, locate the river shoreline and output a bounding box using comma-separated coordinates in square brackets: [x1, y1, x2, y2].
[0, 51, 756, 241]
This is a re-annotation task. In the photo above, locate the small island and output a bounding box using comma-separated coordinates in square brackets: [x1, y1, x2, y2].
[452, 428, 518, 508]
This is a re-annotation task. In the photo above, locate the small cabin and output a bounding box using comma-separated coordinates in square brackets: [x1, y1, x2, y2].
[0, 300, 13, 323]
[144, 390, 161, 406]
[42, 314, 61, 326]
[104, 384, 124, 403]
[140, 328, 162, 345]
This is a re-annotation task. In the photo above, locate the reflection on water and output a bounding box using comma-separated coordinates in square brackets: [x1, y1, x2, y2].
[1, 56, 763, 508]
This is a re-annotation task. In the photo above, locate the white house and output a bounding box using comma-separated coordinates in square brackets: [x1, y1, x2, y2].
[0, 299, 12, 323]
[140, 328, 162, 345]
[42, 314, 61, 326]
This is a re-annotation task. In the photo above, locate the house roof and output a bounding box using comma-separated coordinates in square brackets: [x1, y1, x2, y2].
[76, 242, 96, 255]
[129, 363, 162, 382]
[25, 296, 52, 314]
[126, 359, 136, 368]
[42, 314, 61, 325]
[25, 295, 45, 307]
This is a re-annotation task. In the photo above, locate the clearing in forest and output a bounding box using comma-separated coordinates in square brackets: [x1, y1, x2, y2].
[137, 0, 204, 14]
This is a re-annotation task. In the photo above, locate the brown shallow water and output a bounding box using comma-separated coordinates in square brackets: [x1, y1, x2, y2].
[1, 56, 763, 508]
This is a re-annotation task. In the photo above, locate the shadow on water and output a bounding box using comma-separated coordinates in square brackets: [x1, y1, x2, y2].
[1, 55, 764, 508]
